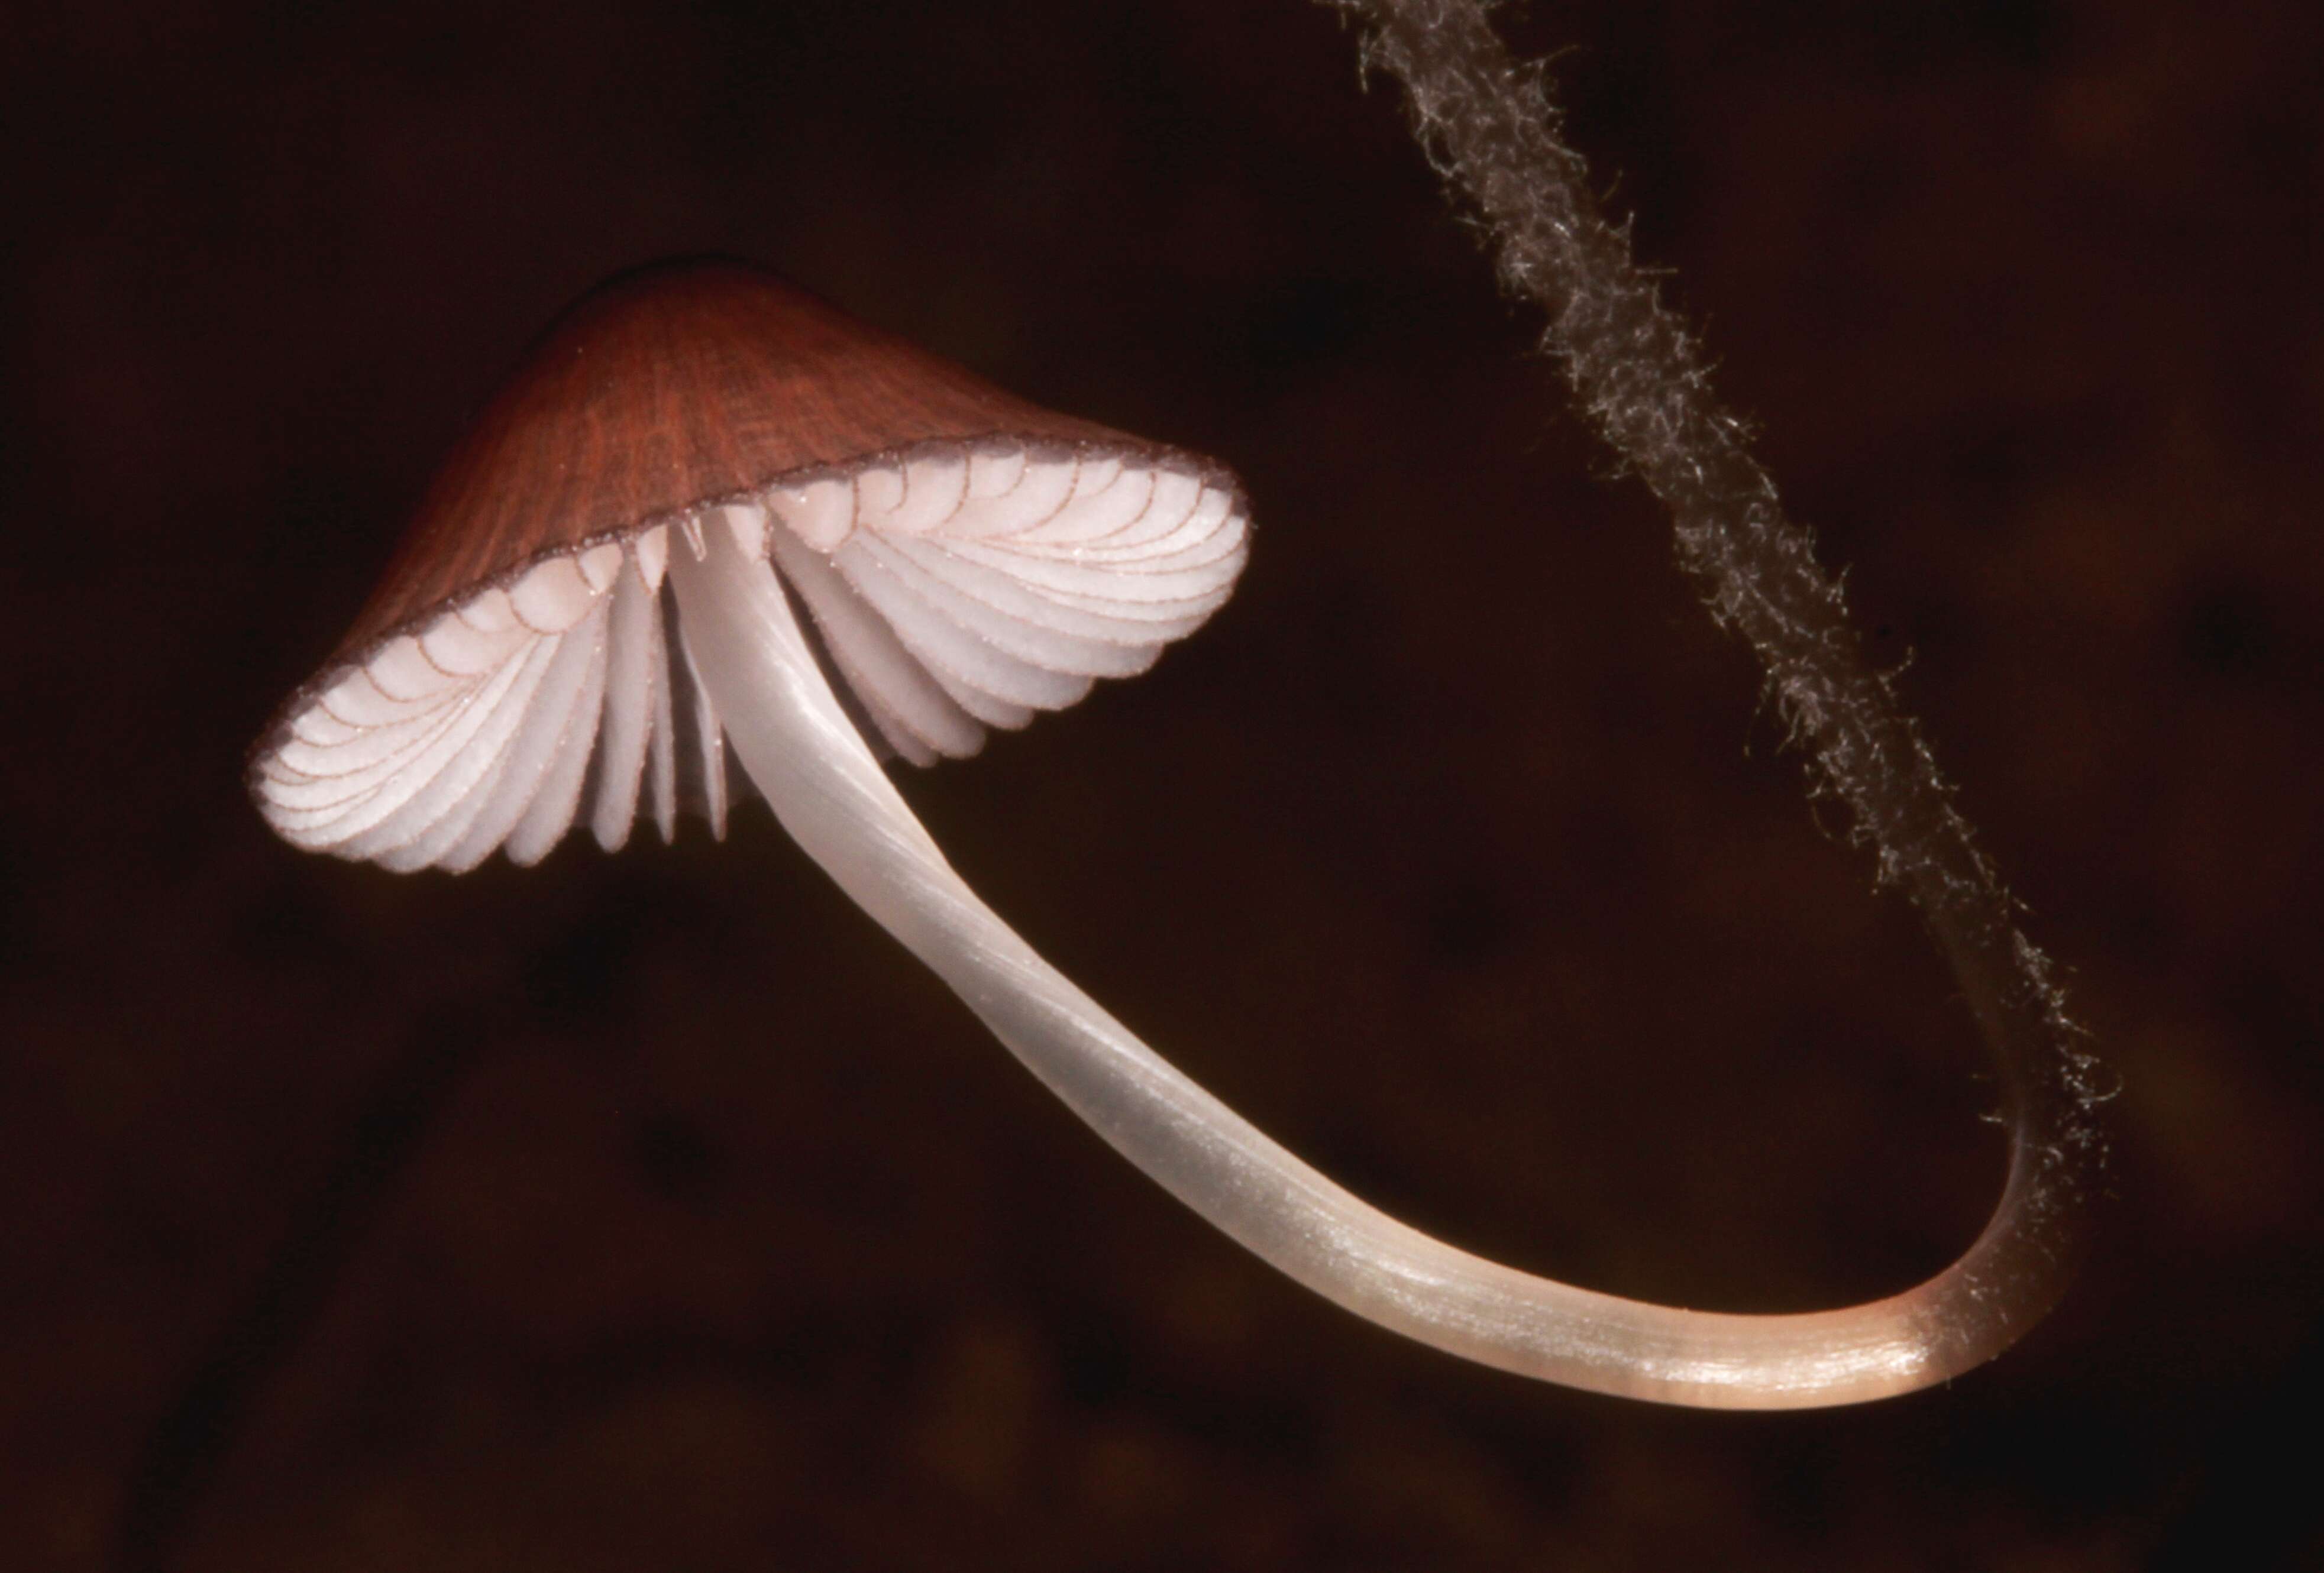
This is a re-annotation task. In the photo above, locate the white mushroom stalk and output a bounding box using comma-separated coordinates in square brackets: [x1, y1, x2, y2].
[668, 510, 1943, 1409]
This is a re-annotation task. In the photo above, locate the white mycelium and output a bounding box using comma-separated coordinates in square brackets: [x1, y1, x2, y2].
[252, 444, 1247, 869]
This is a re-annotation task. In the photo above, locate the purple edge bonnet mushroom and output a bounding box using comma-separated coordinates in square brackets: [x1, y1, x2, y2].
[249, 260, 2062, 1410]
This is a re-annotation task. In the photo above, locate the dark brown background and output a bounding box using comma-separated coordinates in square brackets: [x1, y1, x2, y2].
[5, 2, 2319, 1568]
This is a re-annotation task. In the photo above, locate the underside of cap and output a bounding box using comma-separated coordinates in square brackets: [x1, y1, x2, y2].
[250, 438, 1249, 870]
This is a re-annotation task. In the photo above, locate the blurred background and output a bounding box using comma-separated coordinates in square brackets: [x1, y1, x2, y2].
[5, 1, 2319, 1567]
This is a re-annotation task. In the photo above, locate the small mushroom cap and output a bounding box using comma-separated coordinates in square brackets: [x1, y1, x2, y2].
[250, 260, 1250, 871]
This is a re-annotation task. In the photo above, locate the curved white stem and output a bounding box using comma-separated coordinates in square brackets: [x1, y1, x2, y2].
[670, 524, 2038, 1409]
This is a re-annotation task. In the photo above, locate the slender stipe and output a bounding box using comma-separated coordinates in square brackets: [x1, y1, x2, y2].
[672, 502, 2082, 1407]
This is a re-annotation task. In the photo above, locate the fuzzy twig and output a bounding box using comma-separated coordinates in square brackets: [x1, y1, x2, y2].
[1325, 0, 2106, 1366]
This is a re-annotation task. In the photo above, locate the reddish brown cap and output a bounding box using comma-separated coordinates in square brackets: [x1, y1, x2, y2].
[337, 260, 1140, 660]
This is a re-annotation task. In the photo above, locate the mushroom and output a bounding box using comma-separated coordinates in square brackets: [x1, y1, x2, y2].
[252, 260, 2022, 1409]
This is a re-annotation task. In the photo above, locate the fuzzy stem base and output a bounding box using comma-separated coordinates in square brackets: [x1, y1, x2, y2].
[1323, 0, 2108, 1383]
